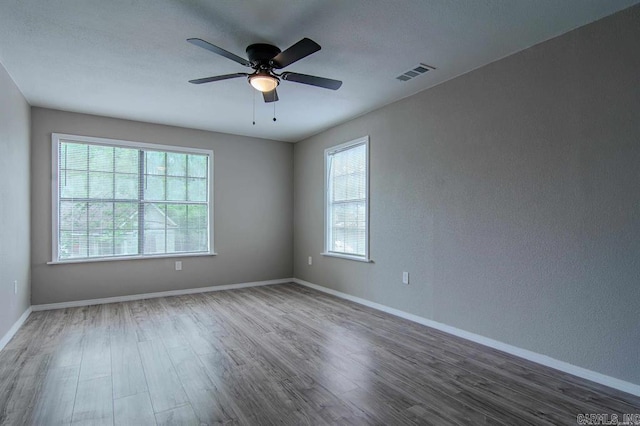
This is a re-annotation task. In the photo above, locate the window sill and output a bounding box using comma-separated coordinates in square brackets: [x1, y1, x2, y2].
[321, 252, 373, 263]
[47, 252, 218, 265]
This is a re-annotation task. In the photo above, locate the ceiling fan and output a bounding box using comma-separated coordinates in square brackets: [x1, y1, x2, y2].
[187, 37, 342, 103]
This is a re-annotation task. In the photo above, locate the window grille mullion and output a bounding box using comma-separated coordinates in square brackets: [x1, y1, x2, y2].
[164, 153, 167, 254]
[138, 150, 145, 255]
[112, 147, 116, 256]
[86, 146, 90, 258]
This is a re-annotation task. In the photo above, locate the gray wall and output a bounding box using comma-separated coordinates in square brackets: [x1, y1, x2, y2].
[293, 6, 640, 384]
[0, 62, 31, 338]
[31, 108, 293, 305]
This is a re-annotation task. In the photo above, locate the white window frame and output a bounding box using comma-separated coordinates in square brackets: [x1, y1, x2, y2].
[49, 133, 216, 264]
[322, 135, 371, 263]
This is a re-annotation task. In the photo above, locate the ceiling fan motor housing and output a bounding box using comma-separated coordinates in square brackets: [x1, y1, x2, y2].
[246, 44, 281, 68]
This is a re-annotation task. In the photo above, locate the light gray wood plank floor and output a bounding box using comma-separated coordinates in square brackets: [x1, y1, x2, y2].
[0, 283, 638, 425]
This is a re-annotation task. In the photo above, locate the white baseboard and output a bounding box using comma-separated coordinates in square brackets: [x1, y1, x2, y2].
[31, 278, 294, 311]
[292, 278, 640, 397]
[0, 306, 33, 351]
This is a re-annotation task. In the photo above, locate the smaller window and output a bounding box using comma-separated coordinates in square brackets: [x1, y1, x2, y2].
[324, 136, 370, 262]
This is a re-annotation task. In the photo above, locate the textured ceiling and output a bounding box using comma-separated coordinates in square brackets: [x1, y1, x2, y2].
[0, 0, 638, 142]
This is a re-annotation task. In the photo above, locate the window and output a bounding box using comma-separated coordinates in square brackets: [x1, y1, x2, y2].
[324, 136, 370, 262]
[51, 133, 214, 263]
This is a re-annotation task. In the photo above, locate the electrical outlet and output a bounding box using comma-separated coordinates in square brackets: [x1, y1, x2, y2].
[14, 280, 17, 294]
[308, 256, 312, 265]
[175, 261, 182, 271]
[402, 272, 409, 285]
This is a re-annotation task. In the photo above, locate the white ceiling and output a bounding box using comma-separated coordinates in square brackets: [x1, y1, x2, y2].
[0, 0, 637, 142]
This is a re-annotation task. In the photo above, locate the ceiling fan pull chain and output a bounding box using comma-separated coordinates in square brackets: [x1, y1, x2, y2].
[273, 101, 277, 122]
[252, 89, 256, 125]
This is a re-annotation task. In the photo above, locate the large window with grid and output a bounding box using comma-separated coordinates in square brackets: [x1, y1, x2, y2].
[324, 136, 370, 261]
[51, 133, 213, 262]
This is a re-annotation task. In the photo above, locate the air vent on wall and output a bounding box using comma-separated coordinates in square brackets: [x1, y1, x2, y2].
[396, 63, 436, 82]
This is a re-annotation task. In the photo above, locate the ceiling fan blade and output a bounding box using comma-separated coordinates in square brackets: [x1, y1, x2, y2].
[189, 73, 248, 84]
[263, 89, 279, 103]
[281, 72, 342, 90]
[271, 38, 321, 69]
[187, 38, 251, 67]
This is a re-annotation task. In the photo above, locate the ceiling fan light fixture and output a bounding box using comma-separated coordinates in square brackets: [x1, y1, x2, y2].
[249, 73, 279, 92]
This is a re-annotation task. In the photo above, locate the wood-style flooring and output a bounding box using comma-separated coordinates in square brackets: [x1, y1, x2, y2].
[0, 283, 638, 425]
